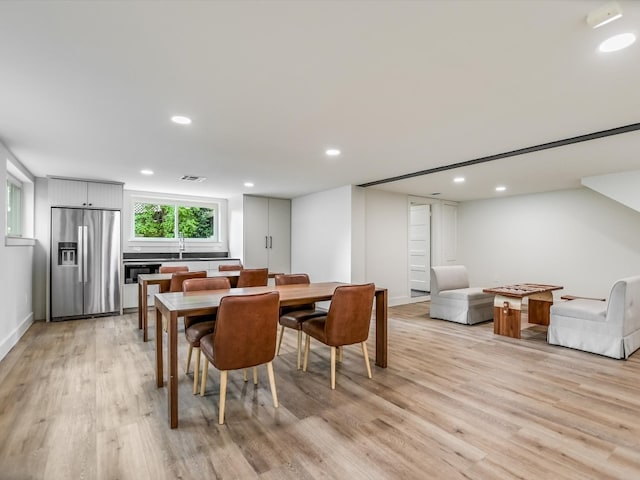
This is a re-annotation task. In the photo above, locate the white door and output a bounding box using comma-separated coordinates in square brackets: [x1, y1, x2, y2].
[267, 198, 291, 274]
[243, 196, 269, 268]
[409, 204, 430, 293]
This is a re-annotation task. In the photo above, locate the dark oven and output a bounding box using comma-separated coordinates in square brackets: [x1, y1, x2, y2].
[124, 263, 161, 284]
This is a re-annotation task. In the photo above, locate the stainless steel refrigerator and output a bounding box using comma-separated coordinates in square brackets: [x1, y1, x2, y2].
[50, 207, 121, 320]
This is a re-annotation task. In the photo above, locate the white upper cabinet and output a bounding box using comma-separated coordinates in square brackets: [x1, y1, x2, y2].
[243, 196, 290, 273]
[49, 178, 123, 209]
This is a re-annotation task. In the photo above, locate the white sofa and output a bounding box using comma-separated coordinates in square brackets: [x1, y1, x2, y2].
[547, 275, 640, 359]
[429, 266, 494, 325]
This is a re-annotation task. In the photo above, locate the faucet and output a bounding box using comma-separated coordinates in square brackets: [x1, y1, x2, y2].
[178, 231, 185, 259]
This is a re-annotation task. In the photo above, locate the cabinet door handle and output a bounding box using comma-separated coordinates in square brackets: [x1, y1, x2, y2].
[269, 236, 273, 249]
[265, 236, 268, 249]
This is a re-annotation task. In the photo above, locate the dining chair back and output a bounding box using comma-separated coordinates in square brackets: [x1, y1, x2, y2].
[159, 265, 189, 274]
[275, 273, 315, 312]
[182, 277, 232, 328]
[302, 283, 375, 389]
[169, 271, 207, 292]
[274, 273, 325, 369]
[237, 268, 268, 288]
[181, 276, 231, 394]
[199, 291, 280, 424]
[219, 264, 243, 271]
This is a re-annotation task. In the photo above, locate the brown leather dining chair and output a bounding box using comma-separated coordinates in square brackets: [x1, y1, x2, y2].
[161, 271, 207, 334]
[183, 277, 232, 394]
[199, 291, 280, 424]
[274, 274, 325, 370]
[159, 265, 189, 274]
[236, 268, 268, 288]
[302, 283, 375, 389]
[218, 264, 243, 271]
[169, 270, 207, 293]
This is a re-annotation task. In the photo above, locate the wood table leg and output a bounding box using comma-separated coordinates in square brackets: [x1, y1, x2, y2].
[142, 280, 149, 341]
[155, 306, 163, 388]
[493, 295, 522, 339]
[375, 289, 388, 368]
[168, 312, 178, 429]
[138, 281, 143, 329]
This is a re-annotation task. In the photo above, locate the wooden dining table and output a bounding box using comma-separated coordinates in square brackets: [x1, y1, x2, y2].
[154, 282, 388, 428]
[137, 271, 279, 341]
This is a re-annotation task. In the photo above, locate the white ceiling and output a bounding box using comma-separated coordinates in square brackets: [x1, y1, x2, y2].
[1, 0, 639, 202]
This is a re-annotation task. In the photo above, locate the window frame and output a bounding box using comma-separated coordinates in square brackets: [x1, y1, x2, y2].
[6, 172, 23, 237]
[131, 195, 220, 243]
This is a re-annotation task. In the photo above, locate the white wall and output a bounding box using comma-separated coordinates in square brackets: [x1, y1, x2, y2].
[0, 142, 35, 361]
[458, 187, 640, 298]
[33, 177, 49, 320]
[227, 194, 244, 262]
[291, 185, 354, 283]
[364, 189, 410, 305]
[351, 187, 366, 283]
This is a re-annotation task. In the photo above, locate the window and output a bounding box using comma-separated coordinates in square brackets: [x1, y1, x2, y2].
[133, 199, 218, 241]
[6, 174, 22, 237]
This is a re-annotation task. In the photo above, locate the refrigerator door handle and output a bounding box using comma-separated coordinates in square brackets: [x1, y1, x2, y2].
[77, 226, 84, 283]
[82, 225, 88, 283]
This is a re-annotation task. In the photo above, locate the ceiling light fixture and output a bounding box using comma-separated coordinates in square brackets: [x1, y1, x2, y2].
[244, 182, 254, 188]
[454, 177, 465, 183]
[495, 186, 507, 192]
[171, 115, 192, 125]
[586, 1, 623, 29]
[140, 169, 154, 175]
[599, 33, 636, 52]
[325, 148, 341, 157]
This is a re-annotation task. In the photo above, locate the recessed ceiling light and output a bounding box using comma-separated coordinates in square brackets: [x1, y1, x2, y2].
[599, 33, 636, 52]
[171, 115, 192, 125]
[325, 148, 341, 157]
[495, 186, 507, 192]
[140, 169, 154, 175]
[244, 182, 254, 188]
[454, 177, 465, 183]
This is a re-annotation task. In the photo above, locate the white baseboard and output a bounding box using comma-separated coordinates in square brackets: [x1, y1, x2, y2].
[385, 295, 430, 307]
[0, 312, 34, 362]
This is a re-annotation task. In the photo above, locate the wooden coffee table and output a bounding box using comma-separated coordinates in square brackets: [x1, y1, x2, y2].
[483, 283, 563, 338]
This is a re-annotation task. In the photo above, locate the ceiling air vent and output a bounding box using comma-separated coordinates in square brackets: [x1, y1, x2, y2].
[179, 175, 207, 182]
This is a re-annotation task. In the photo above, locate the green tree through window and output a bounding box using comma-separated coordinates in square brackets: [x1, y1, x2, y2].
[178, 206, 214, 238]
[134, 201, 216, 239]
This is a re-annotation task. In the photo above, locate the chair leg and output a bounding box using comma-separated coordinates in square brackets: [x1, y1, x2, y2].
[338, 346, 343, 363]
[362, 342, 372, 379]
[243, 369, 248, 382]
[253, 366, 258, 385]
[303, 334, 311, 372]
[186, 344, 193, 374]
[330, 346, 336, 390]
[296, 330, 303, 370]
[276, 325, 285, 355]
[219, 370, 228, 425]
[200, 359, 209, 396]
[266, 361, 279, 408]
[192, 347, 200, 395]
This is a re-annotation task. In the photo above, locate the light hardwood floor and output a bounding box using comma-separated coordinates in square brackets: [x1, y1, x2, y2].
[1, 303, 640, 479]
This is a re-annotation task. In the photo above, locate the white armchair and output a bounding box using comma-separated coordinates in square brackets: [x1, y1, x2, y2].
[430, 266, 494, 325]
[547, 275, 640, 359]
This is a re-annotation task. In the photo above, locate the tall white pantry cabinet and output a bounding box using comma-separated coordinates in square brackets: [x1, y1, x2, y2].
[234, 195, 291, 274]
